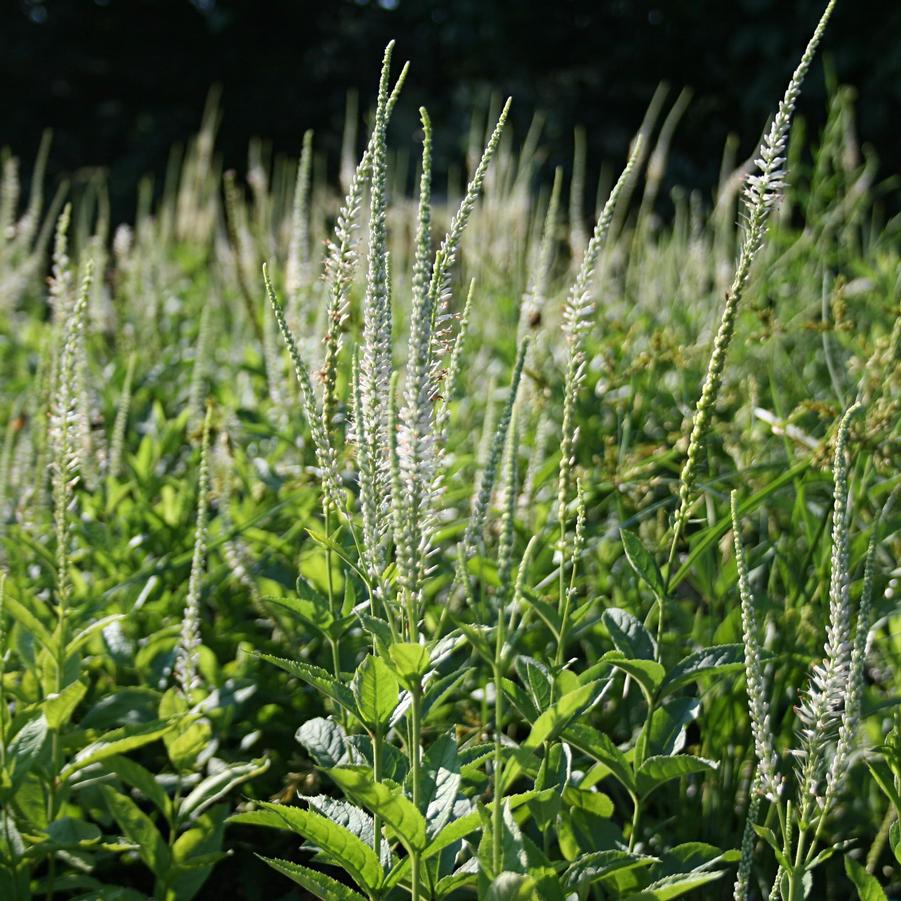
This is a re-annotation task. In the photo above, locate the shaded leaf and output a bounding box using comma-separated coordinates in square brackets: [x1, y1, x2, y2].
[296, 717, 348, 768]
[661, 645, 745, 695]
[620, 529, 665, 600]
[523, 681, 606, 751]
[844, 856, 888, 901]
[100, 785, 171, 878]
[636, 755, 718, 797]
[602, 608, 656, 661]
[257, 856, 368, 901]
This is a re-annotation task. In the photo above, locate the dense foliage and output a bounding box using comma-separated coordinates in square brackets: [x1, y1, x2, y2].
[0, 4, 899, 899]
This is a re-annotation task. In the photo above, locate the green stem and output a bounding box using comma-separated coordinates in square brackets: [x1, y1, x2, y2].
[492, 612, 506, 873]
[372, 726, 383, 868]
[866, 806, 896, 873]
[410, 683, 423, 901]
[628, 794, 642, 852]
[554, 520, 567, 672]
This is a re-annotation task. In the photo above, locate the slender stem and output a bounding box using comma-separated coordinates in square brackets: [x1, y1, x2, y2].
[372, 726, 383, 867]
[492, 596, 507, 874]
[866, 807, 896, 873]
[410, 683, 423, 901]
[628, 795, 642, 852]
[323, 503, 347, 728]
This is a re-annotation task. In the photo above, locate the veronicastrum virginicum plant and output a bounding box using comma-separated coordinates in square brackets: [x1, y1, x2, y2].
[229, 5, 852, 895]
[729, 404, 892, 901]
[1, 0, 896, 896]
[0, 228, 266, 899]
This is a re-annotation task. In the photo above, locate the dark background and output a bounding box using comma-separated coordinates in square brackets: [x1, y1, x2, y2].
[2, 0, 899, 222]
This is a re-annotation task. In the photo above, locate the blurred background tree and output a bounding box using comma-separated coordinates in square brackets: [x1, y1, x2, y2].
[2, 0, 899, 220]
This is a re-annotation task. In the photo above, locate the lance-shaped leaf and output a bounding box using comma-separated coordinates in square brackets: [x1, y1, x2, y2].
[602, 608, 656, 661]
[523, 681, 606, 751]
[620, 529, 665, 600]
[100, 784, 171, 878]
[351, 655, 399, 729]
[258, 654, 356, 715]
[660, 645, 746, 695]
[563, 849, 658, 890]
[231, 800, 382, 893]
[636, 755, 718, 797]
[420, 732, 461, 838]
[328, 766, 428, 853]
[60, 719, 177, 783]
[296, 717, 349, 769]
[179, 758, 270, 821]
[257, 856, 369, 901]
[6, 714, 48, 795]
[564, 723, 636, 793]
[387, 642, 431, 688]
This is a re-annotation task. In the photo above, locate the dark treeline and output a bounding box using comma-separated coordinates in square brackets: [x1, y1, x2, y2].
[2, 0, 899, 222]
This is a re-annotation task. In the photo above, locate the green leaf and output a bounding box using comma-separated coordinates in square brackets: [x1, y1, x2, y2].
[296, 717, 349, 768]
[66, 614, 126, 656]
[564, 723, 636, 793]
[105, 755, 172, 818]
[661, 645, 745, 695]
[351, 655, 399, 729]
[6, 714, 48, 795]
[561, 786, 614, 818]
[602, 652, 665, 702]
[263, 594, 334, 633]
[620, 529, 665, 600]
[100, 784, 171, 878]
[515, 657, 553, 713]
[602, 608, 656, 661]
[752, 825, 782, 855]
[167, 803, 228, 900]
[636, 755, 718, 797]
[306, 796, 384, 865]
[258, 654, 356, 714]
[637, 698, 700, 763]
[421, 732, 461, 838]
[658, 842, 740, 875]
[485, 873, 531, 900]
[159, 690, 212, 773]
[234, 801, 382, 892]
[890, 820, 901, 866]
[3, 594, 53, 652]
[387, 642, 431, 687]
[867, 759, 901, 814]
[479, 802, 528, 877]
[563, 849, 657, 889]
[43, 679, 88, 729]
[417, 791, 551, 865]
[519, 589, 562, 638]
[257, 856, 368, 901]
[636, 869, 729, 899]
[357, 614, 393, 651]
[844, 856, 888, 901]
[423, 669, 471, 723]
[179, 758, 269, 821]
[60, 719, 177, 782]
[45, 817, 103, 848]
[328, 766, 428, 853]
[502, 677, 541, 723]
[523, 680, 606, 751]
